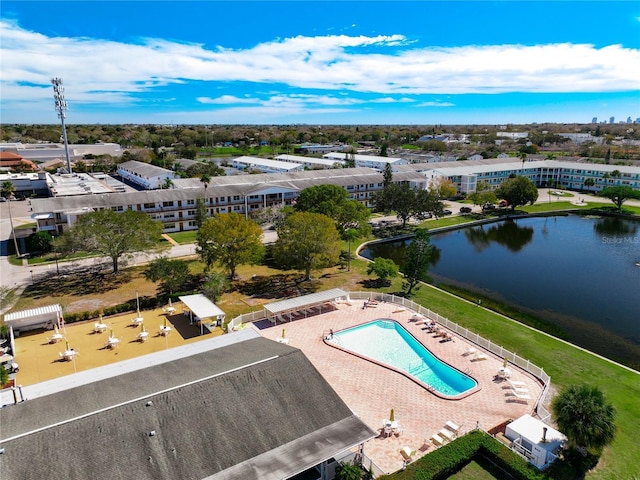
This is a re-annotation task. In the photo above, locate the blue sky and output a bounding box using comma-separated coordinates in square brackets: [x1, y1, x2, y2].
[1, 1, 639, 125]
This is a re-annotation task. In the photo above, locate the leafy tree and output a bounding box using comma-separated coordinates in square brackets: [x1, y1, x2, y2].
[160, 178, 174, 189]
[403, 229, 435, 296]
[414, 188, 444, 220]
[366, 257, 399, 286]
[1, 180, 15, 199]
[273, 212, 340, 280]
[389, 184, 417, 228]
[495, 176, 539, 211]
[295, 184, 348, 218]
[467, 181, 497, 208]
[345, 150, 356, 168]
[194, 198, 208, 229]
[599, 185, 640, 210]
[202, 271, 230, 303]
[56, 209, 163, 273]
[0, 364, 9, 387]
[382, 162, 393, 188]
[295, 184, 370, 236]
[196, 212, 263, 279]
[552, 384, 616, 453]
[27, 231, 53, 254]
[200, 173, 211, 193]
[144, 257, 190, 294]
[429, 177, 457, 200]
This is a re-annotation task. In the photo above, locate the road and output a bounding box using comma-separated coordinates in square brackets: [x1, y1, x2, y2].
[2, 189, 638, 295]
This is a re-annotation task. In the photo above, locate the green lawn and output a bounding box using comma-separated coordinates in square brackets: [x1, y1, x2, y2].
[447, 460, 503, 480]
[396, 275, 640, 480]
[167, 230, 198, 244]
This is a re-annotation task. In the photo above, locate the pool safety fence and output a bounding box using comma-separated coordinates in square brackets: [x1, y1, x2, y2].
[227, 290, 552, 423]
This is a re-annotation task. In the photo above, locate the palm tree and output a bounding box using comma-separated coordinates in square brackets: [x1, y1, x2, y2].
[552, 384, 616, 452]
[343, 228, 359, 272]
[1, 180, 16, 200]
[161, 178, 174, 189]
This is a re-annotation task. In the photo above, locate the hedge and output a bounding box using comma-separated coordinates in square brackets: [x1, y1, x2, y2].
[377, 430, 557, 480]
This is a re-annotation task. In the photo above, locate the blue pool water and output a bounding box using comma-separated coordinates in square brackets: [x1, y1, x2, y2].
[328, 319, 477, 397]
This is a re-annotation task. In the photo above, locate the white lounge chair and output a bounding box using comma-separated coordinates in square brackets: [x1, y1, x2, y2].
[440, 428, 454, 441]
[463, 346, 477, 356]
[400, 446, 415, 463]
[510, 389, 531, 401]
[472, 352, 488, 361]
[445, 421, 461, 435]
[431, 433, 445, 446]
[507, 379, 526, 388]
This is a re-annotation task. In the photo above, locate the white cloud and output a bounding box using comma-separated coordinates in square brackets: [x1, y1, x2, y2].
[1, 19, 639, 117]
[416, 101, 455, 107]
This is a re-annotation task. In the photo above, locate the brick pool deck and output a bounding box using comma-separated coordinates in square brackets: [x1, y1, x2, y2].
[256, 299, 542, 475]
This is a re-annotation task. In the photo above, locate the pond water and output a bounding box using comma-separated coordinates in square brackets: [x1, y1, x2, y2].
[361, 215, 640, 368]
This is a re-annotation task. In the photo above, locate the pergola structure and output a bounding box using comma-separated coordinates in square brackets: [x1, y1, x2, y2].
[263, 288, 349, 323]
[178, 294, 225, 335]
[3, 304, 64, 365]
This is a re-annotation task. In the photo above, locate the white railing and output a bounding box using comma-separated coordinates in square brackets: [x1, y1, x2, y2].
[227, 290, 552, 421]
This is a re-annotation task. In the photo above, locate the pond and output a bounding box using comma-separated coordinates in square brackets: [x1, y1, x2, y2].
[360, 214, 640, 369]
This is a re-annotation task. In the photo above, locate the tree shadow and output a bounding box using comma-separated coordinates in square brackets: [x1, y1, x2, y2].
[24, 266, 132, 299]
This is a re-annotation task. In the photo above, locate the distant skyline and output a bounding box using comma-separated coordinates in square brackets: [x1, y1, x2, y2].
[1, 1, 639, 125]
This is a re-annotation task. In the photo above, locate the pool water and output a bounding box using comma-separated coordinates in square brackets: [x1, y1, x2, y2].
[328, 319, 477, 397]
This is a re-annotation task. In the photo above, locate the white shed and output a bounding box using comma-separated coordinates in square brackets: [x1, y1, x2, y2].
[505, 414, 566, 469]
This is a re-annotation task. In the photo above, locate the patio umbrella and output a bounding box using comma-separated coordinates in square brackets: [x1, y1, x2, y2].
[168, 298, 173, 308]
[164, 317, 167, 328]
[65, 341, 70, 351]
[390, 408, 395, 422]
[141, 323, 146, 333]
[54, 325, 59, 335]
[503, 357, 508, 368]
[281, 328, 286, 339]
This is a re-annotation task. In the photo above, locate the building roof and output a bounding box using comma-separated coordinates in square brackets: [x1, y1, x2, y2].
[3, 304, 62, 329]
[178, 294, 225, 319]
[118, 160, 174, 178]
[233, 156, 302, 171]
[264, 289, 349, 317]
[276, 154, 344, 167]
[506, 414, 566, 453]
[0, 331, 376, 480]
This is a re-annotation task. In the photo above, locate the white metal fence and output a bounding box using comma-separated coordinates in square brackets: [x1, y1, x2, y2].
[227, 290, 553, 423]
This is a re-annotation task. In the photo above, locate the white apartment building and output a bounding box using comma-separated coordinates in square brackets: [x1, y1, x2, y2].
[322, 152, 407, 171]
[275, 154, 344, 169]
[231, 156, 304, 173]
[116, 160, 175, 190]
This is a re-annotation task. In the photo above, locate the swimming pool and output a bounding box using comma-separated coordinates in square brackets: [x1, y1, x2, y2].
[326, 319, 478, 398]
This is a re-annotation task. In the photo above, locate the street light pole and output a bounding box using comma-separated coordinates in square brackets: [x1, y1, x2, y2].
[7, 199, 21, 257]
[51, 78, 72, 174]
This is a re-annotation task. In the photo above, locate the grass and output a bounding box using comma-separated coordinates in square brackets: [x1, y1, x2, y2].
[401, 274, 640, 480]
[447, 459, 503, 480]
[168, 230, 198, 244]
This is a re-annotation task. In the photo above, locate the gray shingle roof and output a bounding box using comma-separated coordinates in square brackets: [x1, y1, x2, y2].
[0, 337, 375, 480]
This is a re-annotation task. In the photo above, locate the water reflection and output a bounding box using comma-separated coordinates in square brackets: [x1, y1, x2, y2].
[464, 220, 534, 252]
[593, 216, 638, 237]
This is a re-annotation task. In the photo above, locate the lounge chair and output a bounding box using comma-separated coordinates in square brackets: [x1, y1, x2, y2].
[445, 421, 461, 435]
[511, 386, 529, 395]
[463, 346, 477, 356]
[400, 446, 415, 463]
[507, 379, 526, 388]
[431, 433, 445, 446]
[510, 389, 531, 401]
[471, 352, 488, 361]
[440, 428, 455, 441]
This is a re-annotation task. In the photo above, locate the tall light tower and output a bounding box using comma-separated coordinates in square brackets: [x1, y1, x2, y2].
[51, 77, 72, 173]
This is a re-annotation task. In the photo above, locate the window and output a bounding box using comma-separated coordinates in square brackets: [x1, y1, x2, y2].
[186, 199, 195, 205]
[112, 206, 124, 212]
[143, 203, 155, 209]
[162, 201, 174, 207]
[164, 223, 175, 229]
[187, 210, 195, 216]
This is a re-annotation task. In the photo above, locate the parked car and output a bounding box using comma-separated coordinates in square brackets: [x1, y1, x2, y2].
[442, 209, 453, 215]
[482, 203, 495, 211]
[498, 200, 509, 207]
[459, 206, 472, 214]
